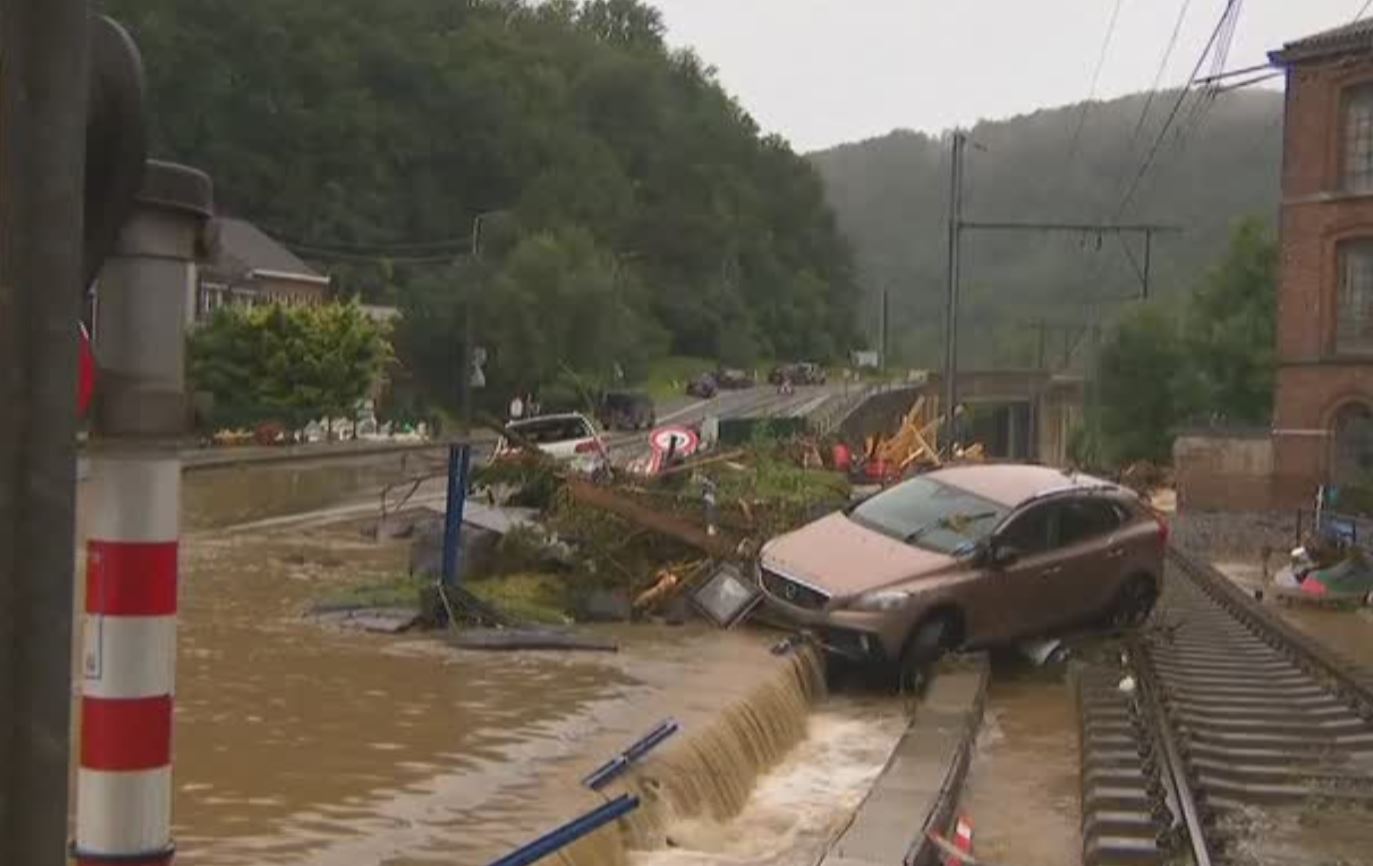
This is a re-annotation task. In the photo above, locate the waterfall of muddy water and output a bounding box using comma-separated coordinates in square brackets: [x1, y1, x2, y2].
[623, 696, 910, 866]
[612, 649, 825, 849]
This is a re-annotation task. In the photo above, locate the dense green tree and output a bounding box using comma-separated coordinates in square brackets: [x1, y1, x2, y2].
[104, 0, 860, 407]
[1095, 304, 1187, 466]
[189, 302, 390, 433]
[1177, 217, 1278, 425]
[1092, 218, 1279, 466]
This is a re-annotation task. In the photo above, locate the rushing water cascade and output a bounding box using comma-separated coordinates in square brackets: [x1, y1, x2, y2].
[554, 648, 826, 866]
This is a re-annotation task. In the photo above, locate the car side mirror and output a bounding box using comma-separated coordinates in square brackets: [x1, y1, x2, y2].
[988, 542, 1021, 568]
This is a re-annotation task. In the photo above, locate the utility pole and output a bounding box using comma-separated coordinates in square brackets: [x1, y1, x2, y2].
[943, 131, 966, 447]
[463, 215, 484, 435]
[880, 287, 890, 372]
[0, 3, 90, 865]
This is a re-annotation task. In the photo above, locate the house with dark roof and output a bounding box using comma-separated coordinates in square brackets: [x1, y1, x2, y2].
[196, 218, 330, 321]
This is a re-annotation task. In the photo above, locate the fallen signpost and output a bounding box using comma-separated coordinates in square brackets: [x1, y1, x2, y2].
[582, 719, 680, 791]
[485, 794, 640, 866]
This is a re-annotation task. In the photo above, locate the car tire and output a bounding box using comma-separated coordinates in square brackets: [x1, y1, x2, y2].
[896, 616, 949, 698]
[1106, 575, 1158, 630]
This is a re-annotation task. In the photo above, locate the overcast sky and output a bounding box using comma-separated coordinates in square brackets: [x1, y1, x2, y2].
[650, 0, 1364, 152]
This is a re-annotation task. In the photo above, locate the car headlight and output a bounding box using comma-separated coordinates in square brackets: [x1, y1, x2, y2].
[848, 590, 911, 612]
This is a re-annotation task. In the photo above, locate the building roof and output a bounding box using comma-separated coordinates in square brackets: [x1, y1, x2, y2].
[1271, 19, 1373, 65]
[205, 217, 326, 284]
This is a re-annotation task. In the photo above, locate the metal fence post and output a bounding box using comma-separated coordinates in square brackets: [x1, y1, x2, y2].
[441, 443, 472, 587]
[76, 161, 211, 866]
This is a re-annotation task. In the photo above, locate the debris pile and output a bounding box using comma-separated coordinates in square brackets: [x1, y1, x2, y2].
[1274, 526, 1373, 605]
[855, 397, 986, 483]
[459, 438, 851, 626]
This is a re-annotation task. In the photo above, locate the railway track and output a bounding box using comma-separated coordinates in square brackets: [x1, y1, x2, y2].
[1080, 548, 1373, 866]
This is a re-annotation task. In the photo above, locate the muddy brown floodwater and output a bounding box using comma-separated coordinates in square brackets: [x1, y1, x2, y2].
[957, 658, 1082, 866]
[171, 524, 828, 866]
[72, 455, 916, 866]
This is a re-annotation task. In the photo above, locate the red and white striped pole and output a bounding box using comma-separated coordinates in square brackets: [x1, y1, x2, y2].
[78, 457, 180, 866]
[76, 161, 212, 866]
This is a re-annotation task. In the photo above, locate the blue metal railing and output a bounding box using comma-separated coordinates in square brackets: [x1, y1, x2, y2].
[582, 719, 679, 791]
[485, 794, 640, 866]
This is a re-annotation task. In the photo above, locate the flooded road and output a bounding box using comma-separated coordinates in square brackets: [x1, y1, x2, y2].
[172, 524, 821, 866]
[958, 658, 1082, 866]
[72, 388, 890, 866]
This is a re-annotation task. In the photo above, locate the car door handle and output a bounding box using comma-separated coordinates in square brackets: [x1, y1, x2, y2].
[1041, 566, 1063, 577]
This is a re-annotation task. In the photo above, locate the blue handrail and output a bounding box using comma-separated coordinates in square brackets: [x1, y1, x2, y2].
[485, 794, 639, 866]
[582, 719, 679, 791]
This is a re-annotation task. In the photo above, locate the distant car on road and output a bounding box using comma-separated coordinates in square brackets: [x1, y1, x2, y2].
[714, 368, 754, 390]
[598, 390, 656, 431]
[757, 463, 1166, 690]
[686, 373, 718, 399]
[768, 363, 798, 385]
[496, 412, 608, 474]
[769, 362, 826, 385]
[795, 362, 828, 385]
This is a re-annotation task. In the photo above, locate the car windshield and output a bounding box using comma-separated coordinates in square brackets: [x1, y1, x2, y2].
[849, 476, 1009, 555]
[508, 416, 592, 444]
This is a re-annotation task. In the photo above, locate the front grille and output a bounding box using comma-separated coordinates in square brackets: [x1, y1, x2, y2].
[760, 567, 830, 610]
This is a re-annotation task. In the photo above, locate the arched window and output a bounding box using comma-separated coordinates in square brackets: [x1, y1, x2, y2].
[1332, 402, 1373, 485]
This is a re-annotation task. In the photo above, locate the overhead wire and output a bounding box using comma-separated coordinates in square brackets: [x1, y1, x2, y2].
[1114, 0, 1242, 218]
[1066, 0, 1128, 165]
[1125, 0, 1194, 151]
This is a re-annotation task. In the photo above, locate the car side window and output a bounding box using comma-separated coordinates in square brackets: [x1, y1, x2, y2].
[1059, 498, 1122, 546]
[998, 504, 1059, 555]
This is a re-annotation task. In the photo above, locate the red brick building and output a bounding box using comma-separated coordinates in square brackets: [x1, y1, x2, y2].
[1269, 22, 1373, 504]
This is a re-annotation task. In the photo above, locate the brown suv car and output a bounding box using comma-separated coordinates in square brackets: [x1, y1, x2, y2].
[757, 464, 1166, 684]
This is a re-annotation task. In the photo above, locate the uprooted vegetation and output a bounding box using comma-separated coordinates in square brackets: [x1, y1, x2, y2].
[462, 442, 852, 623]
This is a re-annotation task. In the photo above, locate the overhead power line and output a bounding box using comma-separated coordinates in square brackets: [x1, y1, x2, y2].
[1127, 0, 1194, 149]
[1358, 0, 1373, 22]
[1067, 0, 1128, 164]
[1114, 0, 1242, 218]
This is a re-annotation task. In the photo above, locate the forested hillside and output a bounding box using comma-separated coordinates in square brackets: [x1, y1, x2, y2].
[102, 0, 858, 406]
[810, 89, 1283, 369]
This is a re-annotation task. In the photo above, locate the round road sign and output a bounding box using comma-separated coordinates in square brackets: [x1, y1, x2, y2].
[649, 425, 699, 458]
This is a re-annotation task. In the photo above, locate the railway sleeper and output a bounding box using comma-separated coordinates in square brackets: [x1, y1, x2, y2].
[1083, 834, 1169, 866]
[1147, 657, 1306, 677]
[1180, 724, 1373, 749]
[1167, 696, 1355, 720]
[1187, 739, 1369, 765]
[1084, 781, 1156, 813]
[1190, 755, 1373, 787]
[1082, 808, 1169, 843]
[1154, 672, 1321, 692]
[1170, 710, 1371, 737]
[1164, 681, 1329, 701]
